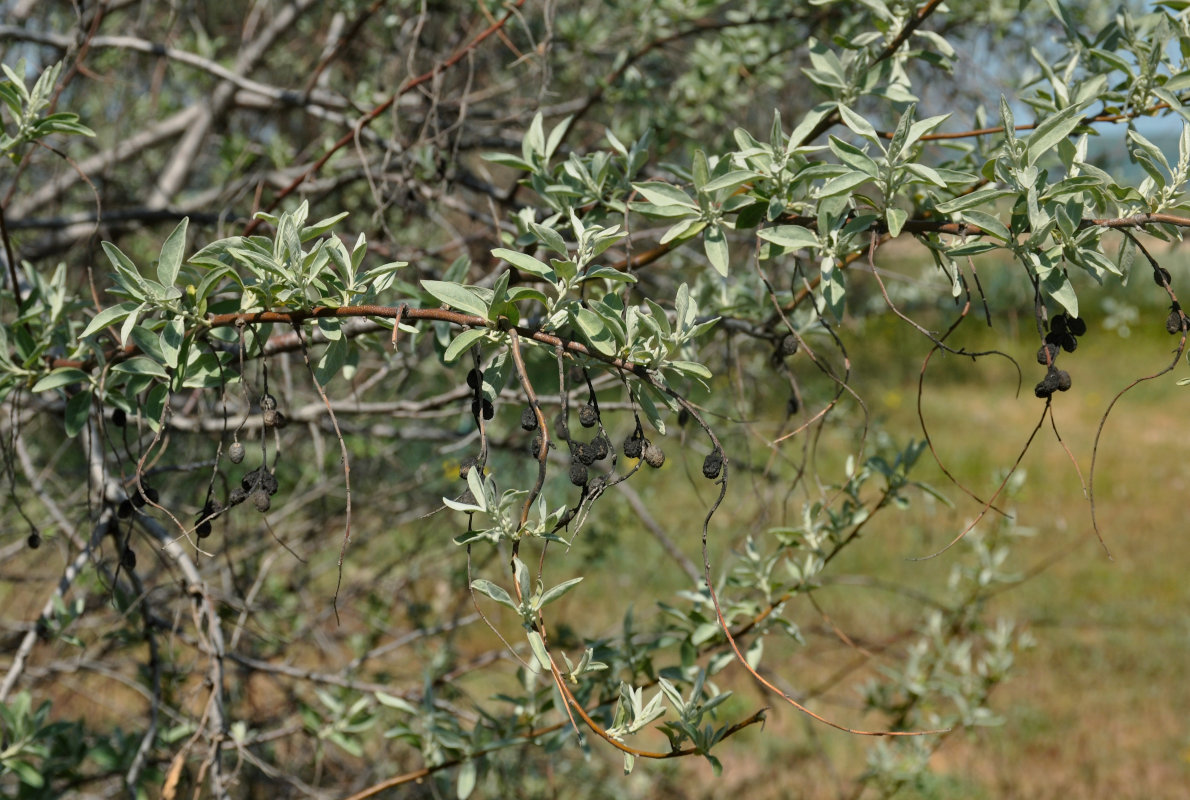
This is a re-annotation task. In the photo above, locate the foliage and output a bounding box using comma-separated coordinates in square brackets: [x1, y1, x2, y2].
[1, 1, 1188, 798]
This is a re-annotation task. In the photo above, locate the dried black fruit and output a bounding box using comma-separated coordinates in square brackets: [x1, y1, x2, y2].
[779, 334, 799, 356]
[623, 435, 644, 460]
[121, 546, 136, 569]
[643, 443, 665, 468]
[1154, 267, 1172, 286]
[568, 461, 589, 486]
[1036, 343, 1060, 366]
[263, 408, 279, 427]
[131, 488, 147, 508]
[1167, 310, 1185, 335]
[787, 395, 799, 416]
[111, 408, 126, 427]
[702, 450, 723, 479]
[1060, 333, 1078, 353]
[261, 393, 277, 411]
[252, 491, 271, 512]
[466, 368, 482, 390]
[228, 441, 246, 464]
[482, 399, 494, 420]
[521, 407, 538, 431]
[459, 457, 477, 479]
[118, 499, 133, 519]
[554, 412, 569, 439]
[196, 520, 212, 538]
[471, 399, 482, 417]
[1067, 316, 1087, 336]
[27, 532, 40, 549]
[578, 403, 598, 428]
[678, 408, 690, 427]
[241, 467, 279, 496]
[1034, 369, 1061, 398]
[228, 487, 248, 506]
[574, 442, 596, 466]
[528, 433, 544, 457]
[1044, 330, 1062, 346]
[1056, 369, 1072, 392]
[1050, 314, 1068, 335]
[591, 434, 609, 461]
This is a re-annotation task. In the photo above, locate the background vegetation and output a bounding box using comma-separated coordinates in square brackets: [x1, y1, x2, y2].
[1, 1, 1188, 798]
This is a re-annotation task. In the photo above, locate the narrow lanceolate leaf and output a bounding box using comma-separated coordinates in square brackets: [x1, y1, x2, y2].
[80, 301, 141, 339]
[492, 248, 555, 280]
[1026, 101, 1092, 166]
[421, 280, 491, 319]
[443, 328, 488, 363]
[758, 225, 819, 249]
[157, 217, 188, 287]
[631, 181, 698, 210]
[703, 224, 729, 277]
[470, 579, 516, 610]
[31, 368, 90, 393]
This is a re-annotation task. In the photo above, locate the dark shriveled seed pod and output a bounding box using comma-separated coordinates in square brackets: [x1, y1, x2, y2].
[521, 407, 538, 431]
[623, 435, 644, 460]
[569, 461, 589, 486]
[228, 441, 246, 464]
[702, 450, 723, 480]
[578, 403, 598, 428]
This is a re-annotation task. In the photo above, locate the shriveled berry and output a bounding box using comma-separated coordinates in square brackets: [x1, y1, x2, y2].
[521, 407, 538, 431]
[261, 393, 277, 411]
[578, 403, 598, 428]
[1067, 316, 1087, 336]
[111, 408, 127, 427]
[196, 520, 212, 539]
[1167, 310, 1185, 335]
[569, 461, 589, 486]
[553, 412, 569, 439]
[121, 546, 136, 569]
[1060, 333, 1078, 353]
[1050, 314, 1068, 335]
[574, 442, 596, 466]
[1154, 267, 1171, 286]
[466, 368, 482, 390]
[471, 399, 482, 417]
[643, 443, 665, 468]
[787, 395, 799, 416]
[27, 532, 41, 549]
[228, 486, 248, 506]
[263, 408, 279, 427]
[702, 450, 723, 479]
[528, 433, 544, 457]
[779, 334, 799, 356]
[591, 434, 609, 461]
[241, 467, 279, 496]
[228, 441, 246, 464]
[118, 499, 133, 519]
[131, 488, 147, 508]
[252, 491, 271, 512]
[1036, 342, 1060, 366]
[1056, 369, 1072, 392]
[482, 399, 494, 420]
[1034, 369, 1061, 398]
[623, 435, 644, 460]
[677, 408, 690, 427]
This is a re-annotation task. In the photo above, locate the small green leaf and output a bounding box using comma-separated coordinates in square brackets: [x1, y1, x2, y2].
[758, 225, 819, 249]
[443, 328, 488, 362]
[471, 579, 516, 609]
[885, 207, 908, 238]
[421, 280, 491, 319]
[31, 368, 89, 393]
[493, 248, 555, 280]
[111, 356, 169, 380]
[1026, 101, 1092, 166]
[64, 388, 91, 437]
[703, 224, 729, 276]
[157, 217, 188, 287]
[632, 181, 698, 209]
[456, 760, 477, 800]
